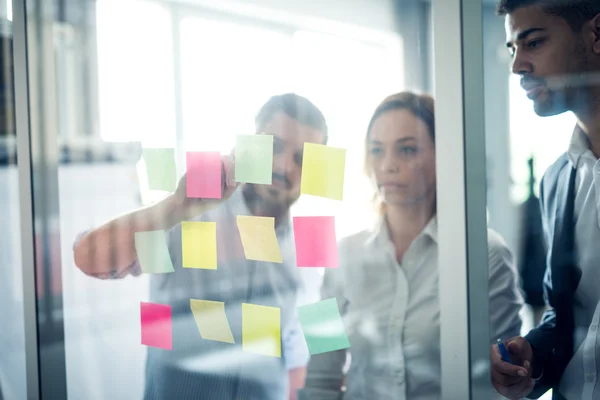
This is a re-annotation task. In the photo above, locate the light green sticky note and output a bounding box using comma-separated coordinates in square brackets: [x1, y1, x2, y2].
[298, 298, 350, 355]
[300, 143, 346, 200]
[134, 230, 175, 274]
[235, 135, 273, 184]
[143, 148, 177, 192]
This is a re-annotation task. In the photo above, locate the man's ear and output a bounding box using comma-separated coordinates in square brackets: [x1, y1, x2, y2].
[591, 13, 600, 54]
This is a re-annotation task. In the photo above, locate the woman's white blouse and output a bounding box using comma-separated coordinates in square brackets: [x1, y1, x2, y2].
[301, 217, 523, 400]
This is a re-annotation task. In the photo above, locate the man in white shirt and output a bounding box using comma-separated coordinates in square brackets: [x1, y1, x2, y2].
[491, 1, 600, 399]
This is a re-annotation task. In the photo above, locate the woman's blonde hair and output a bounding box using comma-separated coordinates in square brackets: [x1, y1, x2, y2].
[364, 91, 435, 216]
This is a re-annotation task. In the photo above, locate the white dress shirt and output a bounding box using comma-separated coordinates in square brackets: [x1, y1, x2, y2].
[302, 216, 523, 400]
[557, 128, 600, 400]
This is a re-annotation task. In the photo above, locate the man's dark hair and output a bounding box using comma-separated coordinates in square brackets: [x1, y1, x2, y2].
[255, 93, 328, 143]
[497, 0, 600, 31]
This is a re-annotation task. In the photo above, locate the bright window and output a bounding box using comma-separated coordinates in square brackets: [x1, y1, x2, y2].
[509, 74, 576, 202]
[179, 19, 403, 235]
[96, 4, 404, 236]
[96, 0, 176, 147]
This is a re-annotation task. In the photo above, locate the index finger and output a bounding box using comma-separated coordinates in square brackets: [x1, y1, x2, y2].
[221, 155, 236, 189]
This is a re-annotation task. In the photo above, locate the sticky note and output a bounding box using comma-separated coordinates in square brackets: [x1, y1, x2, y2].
[300, 143, 346, 200]
[134, 231, 175, 274]
[142, 148, 177, 192]
[298, 298, 350, 355]
[190, 299, 235, 343]
[293, 216, 338, 268]
[186, 152, 222, 199]
[235, 135, 273, 184]
[237, 216, 282, 263]
[141, 302, 172, 350]
[242, 303, 281, 358]
[181, 222, 217, 269]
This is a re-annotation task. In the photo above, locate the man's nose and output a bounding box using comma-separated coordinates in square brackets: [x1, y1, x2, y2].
[273, 153, 297, 179]
[511, 49, 533, 75]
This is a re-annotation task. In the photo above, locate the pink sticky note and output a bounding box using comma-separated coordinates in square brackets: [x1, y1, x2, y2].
[186, 152, 222, 199]
[141, 302, 172, 350]
[293, 216, 338, 268]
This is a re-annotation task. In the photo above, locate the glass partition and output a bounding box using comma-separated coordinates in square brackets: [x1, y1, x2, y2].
[12, 0, 519, 398]
[0, 2, 27, 399]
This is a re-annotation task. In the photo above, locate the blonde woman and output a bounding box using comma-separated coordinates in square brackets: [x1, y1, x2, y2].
[300, 92, 523, 399]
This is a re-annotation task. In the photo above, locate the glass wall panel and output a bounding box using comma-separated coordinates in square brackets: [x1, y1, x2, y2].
[18, 0, 515, 398]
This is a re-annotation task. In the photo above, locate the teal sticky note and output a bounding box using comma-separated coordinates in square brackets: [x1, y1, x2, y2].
[143, 148, 177, 191]
[298, 298, 350, 355]
[134, 230, 175, 274]
[235, 135, 273, 184]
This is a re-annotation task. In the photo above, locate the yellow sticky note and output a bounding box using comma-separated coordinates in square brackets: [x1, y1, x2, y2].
[190, 299, 235, 344]
[242, 303, 281, 358]
[236, 216, 282, 263]
[300, 143, 346, 201]
[182, 221, 217, 269]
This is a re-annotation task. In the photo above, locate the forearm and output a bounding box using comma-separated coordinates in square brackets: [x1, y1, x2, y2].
[73, 194, 188, 275]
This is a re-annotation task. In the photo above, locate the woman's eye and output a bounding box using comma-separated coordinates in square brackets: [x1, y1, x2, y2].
[369, 148, 383, 155]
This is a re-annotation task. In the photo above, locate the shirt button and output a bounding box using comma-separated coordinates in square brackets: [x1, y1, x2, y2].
[586, 375, 595, 382]
[591, 325, 598, 332]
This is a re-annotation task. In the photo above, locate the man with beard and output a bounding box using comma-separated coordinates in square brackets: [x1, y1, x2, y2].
[490, 1, 600, 399]
[73, 93, 328, 400]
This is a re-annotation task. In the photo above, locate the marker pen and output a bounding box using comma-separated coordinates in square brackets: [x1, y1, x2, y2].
[497, 338, 512, 364]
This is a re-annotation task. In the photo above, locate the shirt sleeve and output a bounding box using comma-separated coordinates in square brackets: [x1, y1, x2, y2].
[487, 229, 524, 342]
[282, 314, 311, 370]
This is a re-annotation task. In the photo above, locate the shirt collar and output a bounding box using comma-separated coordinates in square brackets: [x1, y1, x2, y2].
[369, 214, 438, 247]
[567, 124, 594, 166]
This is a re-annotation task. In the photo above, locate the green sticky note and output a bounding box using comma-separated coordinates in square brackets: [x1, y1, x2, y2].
[235, 135, 273, 184]
[134, 230, 175, 274]
[298, 298, 350, 355]
[143, 148, 177, 192]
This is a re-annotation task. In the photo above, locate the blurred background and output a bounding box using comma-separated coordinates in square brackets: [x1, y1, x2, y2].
[0, 0, 572, 398]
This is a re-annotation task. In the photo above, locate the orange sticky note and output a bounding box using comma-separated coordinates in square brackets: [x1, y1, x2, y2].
[190, 299, 235, 343]
[236, 216, 282, 263]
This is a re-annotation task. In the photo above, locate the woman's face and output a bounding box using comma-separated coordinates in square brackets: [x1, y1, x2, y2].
[367, 108, 436, 207]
